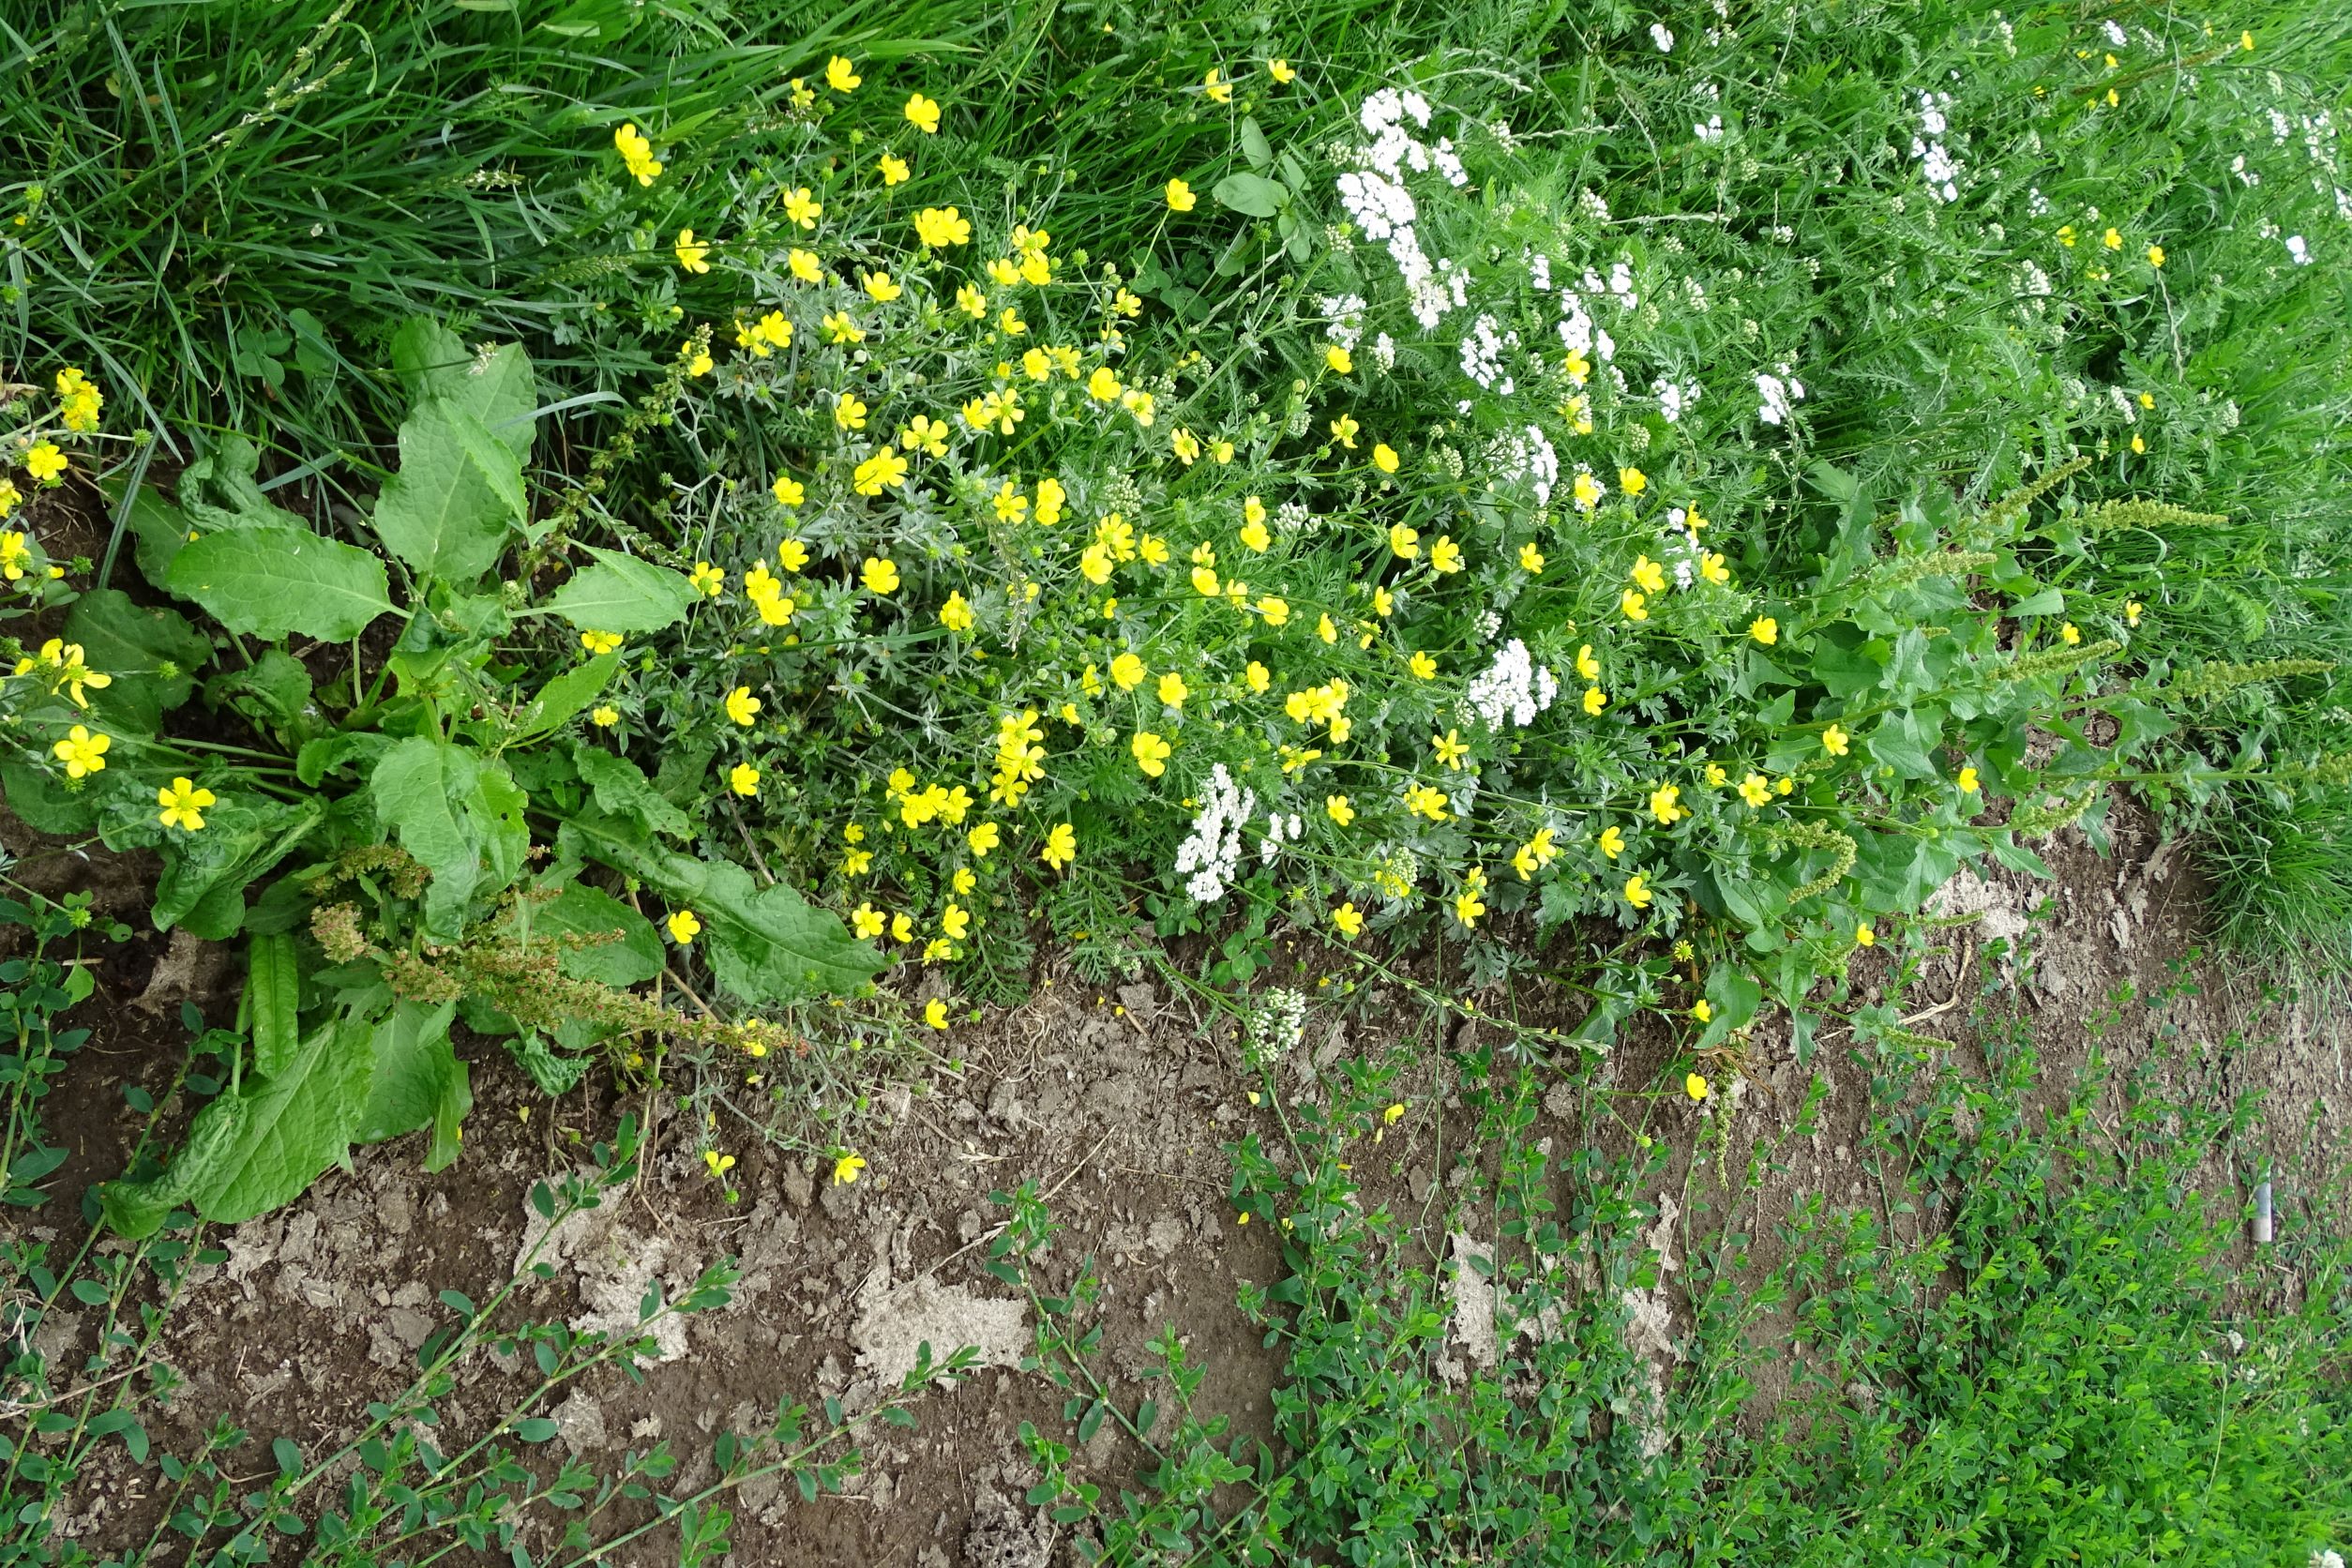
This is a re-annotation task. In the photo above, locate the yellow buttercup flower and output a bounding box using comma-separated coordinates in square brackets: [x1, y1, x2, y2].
[591, 705, 619, 728]
[1326, 344, 1352, 374]
[1202, 67, 1231, 104]
[1519, 542, 1545, 573]
[1576, 644, 1601, 682]
[1269, 58, 1295, 83]
[1749, 616, 1779, 645]
[1131, 731, 1171, 776]
[52, 725, 108, 778]
[1631, 554, 1666, 594]
[1166, 178, 1198, 212]
[1329, 414, 1359, 448]
[904, 92, 942, 132]
[832, 1153, 867, 1184]
[1958, 766, 1981, 793]
[1619, 466, 1648, 496]
[925, 999, 950, 1030]
[1822, 723, 1850, 757]
[1041, 822, 1077, 870]
[1685, 1073, 1709, 1102]
[1389, 523, 1420, 559]
[1739, 773, 1772, 807]
[1333, 902, 1364, 939]
[825, 54, 861, 92]
[725, 686, 761, 726]
[1427, 536, 1463, 574]
[913, 205, 972, 248]
[613, 123, 663, 186]
[1623, 874, 1653, 910]
[157, 777, 216, 832]
[1583, 686, 1607, 716]
[1157, 671, 1189, 709]
[1621, 589, 1649, 622]
[862, 557, 900, 595]
[879, 153, 910, 186]
[674, 229, 711, 272]
[667, 909, 701, 943]
[1325, 794, 1354, 825]
[1598, 825, 1625, 860]
[1404, 784, 1449, 822]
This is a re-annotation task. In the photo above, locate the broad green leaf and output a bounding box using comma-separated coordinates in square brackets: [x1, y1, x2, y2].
[1239, 115, 1273, 171]
[121, 794, 326, 935]
[0, 761, 97, 834]
[519, 883, 663, 988]
[391, 320, 538, 461]
[169, 525, 393, 643]
[176, 435, 309, 535]
[369, 397, 526, 584]
[354, 1000, 467, 1172]
[98, 1018, 372, 1238]
[1695, 964, 1766, 1050]
[1866, 708, 1943, 780]
[540, 547, 699, 633]
[61, 589, 212, 733]
[516, 652, 619, 740]
[113, 484, 195, 594]
[246, 934, 302, 1079]
[574, 746, 695, 840]
[296, 731, 394, 787]
[369, 737, 484, 939]
[572, 822, 882, 1004]
[1212, 173, 1287, 218]
[207, 649, 314, 737]
[2010, 586, 2065, 617]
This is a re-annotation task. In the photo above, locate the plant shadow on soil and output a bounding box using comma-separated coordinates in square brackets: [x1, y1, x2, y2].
[15, 796, 2351, 1566]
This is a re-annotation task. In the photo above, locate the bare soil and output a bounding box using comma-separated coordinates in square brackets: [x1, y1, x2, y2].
[16, 798, 2350, 1566]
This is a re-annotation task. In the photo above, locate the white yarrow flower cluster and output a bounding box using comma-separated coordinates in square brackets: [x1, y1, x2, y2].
[1655, 376, 1702, 423]
[1756, 368, 1806, 426]
[1172, 763, 1257, 904]
[1460, 311, 1515, 392]
[1911, 90, 1962, 203]
[1556, 288, 1617, 364]
[1257, 809, 1307, 865]
[1466, 639, 1560, 730]
[1340, 89, 1473, 327]
[1485, 424, 1559, 505]
[1242, 987, 1307, 1069]
[2285, 234, 2311, 264]
[1650, 22, 1675, 52]
[1319, 293, 1368, 349]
